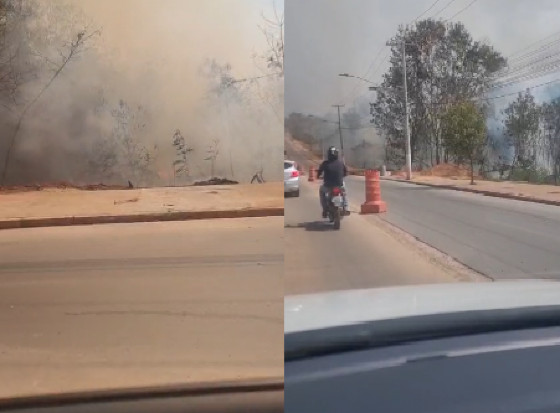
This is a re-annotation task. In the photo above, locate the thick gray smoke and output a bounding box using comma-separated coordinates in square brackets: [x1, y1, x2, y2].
[0, 0, 283, 186]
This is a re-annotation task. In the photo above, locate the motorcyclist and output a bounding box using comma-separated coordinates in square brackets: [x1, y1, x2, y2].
[317, 146, 348, 218]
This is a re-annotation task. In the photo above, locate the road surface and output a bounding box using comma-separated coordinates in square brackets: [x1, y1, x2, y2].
[284, 180, 472, 295]
[0, 218, 283, 398]
[343, 176, 560, 280]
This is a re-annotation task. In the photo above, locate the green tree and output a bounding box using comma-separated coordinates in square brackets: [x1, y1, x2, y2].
[541, 100, 560, 184]
[371, 19, 505, 168]
[503, 89, 540, 176]
[441, 101, 486, 185]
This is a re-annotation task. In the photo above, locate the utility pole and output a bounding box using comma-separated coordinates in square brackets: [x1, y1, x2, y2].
[387, 36, 412, 180]
[332, 104, 345, 159]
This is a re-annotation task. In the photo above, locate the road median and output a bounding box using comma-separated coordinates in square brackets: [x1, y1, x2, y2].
[0, 183, 284, 230]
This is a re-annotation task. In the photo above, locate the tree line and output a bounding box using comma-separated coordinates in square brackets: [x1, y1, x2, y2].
[370, 18, 560, 184]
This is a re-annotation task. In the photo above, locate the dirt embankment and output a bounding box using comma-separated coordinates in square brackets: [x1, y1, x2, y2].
[416, 163, 480, 179]
[285, 135, 367, 176]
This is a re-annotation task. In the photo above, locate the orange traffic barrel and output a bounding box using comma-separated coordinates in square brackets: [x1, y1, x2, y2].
[308, 166, 315, 182]
[360, 169, 387, 214]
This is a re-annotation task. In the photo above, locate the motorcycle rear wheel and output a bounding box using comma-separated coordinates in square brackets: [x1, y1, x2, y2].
[333, 208, 341, 230]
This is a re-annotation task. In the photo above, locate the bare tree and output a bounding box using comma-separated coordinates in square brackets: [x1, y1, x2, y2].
[204, 138, 220, 178]
[110, 99, 157, 184]
[172, 129, 193, 183]
[256, 2, 283, 76]
[1, 26, 100, 183]
[0, 0, 23, 108]
[251, 167, 265, 184]
[249, 3, 283, 124]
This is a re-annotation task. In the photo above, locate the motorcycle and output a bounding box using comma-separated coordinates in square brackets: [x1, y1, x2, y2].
[326, 186, 347, 230]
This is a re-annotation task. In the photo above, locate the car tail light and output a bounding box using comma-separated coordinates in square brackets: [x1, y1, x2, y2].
[332, 187, 341, 195]
[291, 170, 299, 177]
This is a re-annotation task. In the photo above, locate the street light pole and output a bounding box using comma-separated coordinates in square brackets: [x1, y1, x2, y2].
[332, 104, 345, 159]
[338, 73, 375, 84]
[387, 38, 412, 180]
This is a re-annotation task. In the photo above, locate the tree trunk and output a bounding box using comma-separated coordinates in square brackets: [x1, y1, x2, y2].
[435, 136, 441, 165]
[470, 157, 475, 185]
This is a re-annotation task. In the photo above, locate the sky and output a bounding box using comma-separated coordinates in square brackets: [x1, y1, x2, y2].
[285, 0, 560, 117]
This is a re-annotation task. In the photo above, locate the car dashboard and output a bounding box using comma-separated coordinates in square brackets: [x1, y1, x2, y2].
[285, 326, 560, 413]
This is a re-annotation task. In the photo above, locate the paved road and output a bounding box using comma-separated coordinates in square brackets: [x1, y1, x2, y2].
[0, 218, 283, 398]
[284, 180, 468, 296]
[343, 176, 560, 280]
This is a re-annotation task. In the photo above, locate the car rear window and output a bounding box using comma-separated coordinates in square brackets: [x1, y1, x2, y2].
[284, 162, 293, 170]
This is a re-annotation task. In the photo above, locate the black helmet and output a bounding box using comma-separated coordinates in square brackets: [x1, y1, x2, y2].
[327, 146, 339, 161]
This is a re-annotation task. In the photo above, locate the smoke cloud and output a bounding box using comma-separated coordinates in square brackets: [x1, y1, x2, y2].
[0, 0, 283, 185]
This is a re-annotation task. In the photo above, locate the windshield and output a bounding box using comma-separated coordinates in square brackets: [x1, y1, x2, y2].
[283, 0, 560, 355]
[0, 0, 283, 401]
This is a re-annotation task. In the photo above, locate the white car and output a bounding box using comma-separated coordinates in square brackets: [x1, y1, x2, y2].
[284, 160, 300, 197]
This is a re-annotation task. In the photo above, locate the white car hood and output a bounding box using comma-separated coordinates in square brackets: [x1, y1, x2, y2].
[285, 281, 560, 334]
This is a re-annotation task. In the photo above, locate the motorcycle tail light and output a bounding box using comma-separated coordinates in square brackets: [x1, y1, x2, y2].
[332, 187, 341, 195]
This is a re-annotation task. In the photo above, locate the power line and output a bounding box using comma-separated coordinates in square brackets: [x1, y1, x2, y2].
[490, 36, 560, 88]
[340, 0, 479, 108]
[484, 77, 560, 101]
[496, 43, 560, 77]
[507, 38, 560, 65]
[414, 0, 443, 22]
[432, 0, 462, 18]
[491, 57, 560, 87]
[342, 0, 446, 105]
[377, 77, 560, 107]
[507, 30, 560, 59]
[494, 57, 560, 79]
[363, 0, 468, 91]
[447, 0, 480, 21]
[503, 50, 560, 75]
[341, 44, 386, 103]
[492, 70, 560, 90]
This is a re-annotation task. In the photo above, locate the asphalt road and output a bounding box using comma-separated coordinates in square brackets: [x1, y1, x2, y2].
[0, 218, 283, 398]
[284, 180, 467, 295]
[343, 176, 560, 280]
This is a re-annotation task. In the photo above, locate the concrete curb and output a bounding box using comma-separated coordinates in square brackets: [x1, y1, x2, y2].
[384, 178, 560, 207]
[0, 207, 285, 230]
